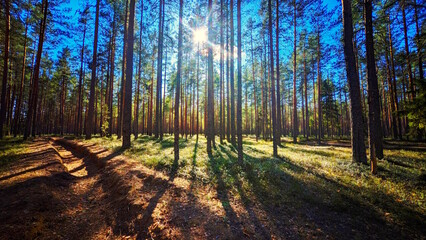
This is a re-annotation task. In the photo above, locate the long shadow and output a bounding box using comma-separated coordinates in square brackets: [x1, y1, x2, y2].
[219, 145, 426, 239]
[190, 140, 198, 183]
[136, 151, 180, 238]
[208, 149, 245, 239]
[0, 162, 58, 181]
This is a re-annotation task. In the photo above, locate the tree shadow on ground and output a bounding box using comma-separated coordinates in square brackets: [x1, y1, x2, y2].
[214, 144, 424, 239]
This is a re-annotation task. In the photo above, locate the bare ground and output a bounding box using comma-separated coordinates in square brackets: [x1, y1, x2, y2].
[0, 137, 423, 239]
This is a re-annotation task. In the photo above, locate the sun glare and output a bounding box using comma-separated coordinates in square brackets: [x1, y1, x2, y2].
[193, 27, 207, 44]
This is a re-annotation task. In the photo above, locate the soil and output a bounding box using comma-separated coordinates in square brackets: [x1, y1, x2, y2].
[0, 137, 422, 239]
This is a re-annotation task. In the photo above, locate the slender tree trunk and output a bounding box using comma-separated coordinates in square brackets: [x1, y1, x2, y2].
[226, 3, 230, 142]
[229, 0, 236, 146]
[86, 0, 100, 139]
[237, 0, 243, 163]
[24, 0, 48, 140]
[250, 21, 258, 141]
[220, 0, 224, 144]
[175, 0, 183, 161]
[269, 0, 278, 156]
[317, 28, 322, 144]
[276, 0, 281, 143]
[0, 0, 10, 139]
[365, 0, 382, 171]
[109, 13, 116, 137]
[197, 42, 200, 139]
[207, 0, 215, 155]
[401, 0, 415, 100]
[388, 21, 402, 140]
[292, 0, 297, 143]
[155, 0, 164, 139]
[122, 0, 135, 148]
[134, 0, 143, 139]
[303, 39, 309, 140]
[14, 11, 29, 137]
[414, 0, 423, 81]
[76, 24, 87, 136]
[342, 0, 367, 163]
[118, 0, 129, 139]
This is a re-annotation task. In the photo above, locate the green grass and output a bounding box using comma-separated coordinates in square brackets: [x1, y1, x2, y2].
[81, 134, 426, 236]
[0, 137, 30, 171]
[84, 135, 425, 207]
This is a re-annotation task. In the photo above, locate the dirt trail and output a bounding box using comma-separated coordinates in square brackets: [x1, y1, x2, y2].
[0, 138, 111, 239]
[1, 138, 416, 239]
[0, 138, 273, 239]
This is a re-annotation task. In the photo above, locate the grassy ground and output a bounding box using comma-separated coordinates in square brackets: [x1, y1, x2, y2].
[1, 134, 425, 238]
[81, 134, 425, 238]
[0, 137, 30, 171]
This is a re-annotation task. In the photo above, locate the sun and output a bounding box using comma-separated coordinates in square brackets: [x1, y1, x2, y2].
[193, 27, 207, 44]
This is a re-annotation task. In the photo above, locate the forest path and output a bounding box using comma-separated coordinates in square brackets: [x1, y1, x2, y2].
[0, 138, 112, 239]
[0, 138, 275, 239]
[1, 137, 419, 239]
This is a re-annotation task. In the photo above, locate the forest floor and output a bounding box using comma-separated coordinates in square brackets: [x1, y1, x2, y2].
[0, 135, 425, 239]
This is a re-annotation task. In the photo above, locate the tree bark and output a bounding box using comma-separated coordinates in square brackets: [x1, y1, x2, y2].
[122, 0, 135, 148]
[342, 0, 367, 163]
[175, 0, 183, 161]
[155, 0, 164, 139]
[365, 0, 383, 164]
[86, 0, 100, 139]
[0, 0, 10, 139]
[229, 0, 236, 146]
[292, 0, 297, 144]
[207, 0, 215, 155]
[237, 0, 243, 163]
[24, 0, 48, 140]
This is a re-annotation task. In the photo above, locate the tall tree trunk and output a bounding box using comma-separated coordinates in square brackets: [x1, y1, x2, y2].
[292, 0, 297, 143]
[197, 42, 200, 139]
[175, 0, 183, 161]
[226, 2, 230, 142]
[303, 38, 309, 140]
[155, 0, 164, 139]
[134, 0, 143, 139]
[342, 0, 367, 163]
[269, 0, 278, 156]
[14, 10, 29, 137]
[401, 0, 415, 100]
[365, 0, 383, 171]
[237, 0, 243, 163]
[414, 0, 423, 81]
[250, 20, 258, 141]
[385, 41, 398, 140]
[220, 0, 224, 144]
[24, 0, 48, 140]
[76, 23, 87, 136]
[118, 0, 129, 139]
[0, 0, 10, 139]
[317, 29, 322, 144]
[207, 0, 215, 155]
[86, 0, 100, 140]
[276, 0, 281, 143]
[388, 20, 402, 140]
[122, 0, 135, 148]
[230, 0, 236, 146]
[109, 12, 116, 137]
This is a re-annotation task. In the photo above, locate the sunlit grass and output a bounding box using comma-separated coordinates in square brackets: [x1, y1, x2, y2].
[0, 137, 30, 171]
[81, 134, 425, 233]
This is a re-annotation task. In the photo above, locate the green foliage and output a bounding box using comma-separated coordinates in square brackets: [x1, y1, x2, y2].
[406, 80, 426, 133]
